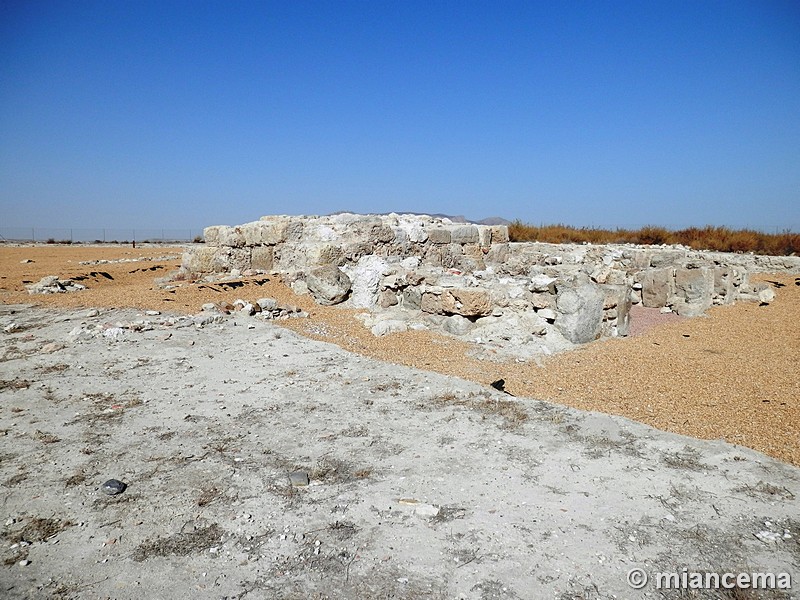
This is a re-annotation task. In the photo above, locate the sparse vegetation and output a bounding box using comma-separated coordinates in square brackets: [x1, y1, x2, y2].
[508, 222, 799, 256]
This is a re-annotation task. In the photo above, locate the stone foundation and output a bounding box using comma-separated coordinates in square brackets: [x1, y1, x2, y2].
[180, 213, 800, 357]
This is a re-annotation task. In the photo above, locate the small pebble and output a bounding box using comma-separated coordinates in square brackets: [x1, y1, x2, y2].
[288, 471, 310, 487]
[101, 479, 127, 495]
[19, 560, 30, 566]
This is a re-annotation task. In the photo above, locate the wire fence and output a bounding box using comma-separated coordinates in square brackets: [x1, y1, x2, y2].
[0, 228, 203, 244]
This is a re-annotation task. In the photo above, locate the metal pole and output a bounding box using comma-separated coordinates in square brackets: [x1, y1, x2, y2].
[31, 228, 35, 242]
[70, 229, 73, 243]
[103, 229, 106, 243]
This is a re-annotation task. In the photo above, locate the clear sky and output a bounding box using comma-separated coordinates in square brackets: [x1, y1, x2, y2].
[1, 0, 799, 232]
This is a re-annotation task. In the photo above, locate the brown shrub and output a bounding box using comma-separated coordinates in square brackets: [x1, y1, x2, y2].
[508, 221, 797, 256]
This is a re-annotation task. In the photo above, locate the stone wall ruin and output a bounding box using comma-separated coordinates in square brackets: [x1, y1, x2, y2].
[179, 213, 800, 359]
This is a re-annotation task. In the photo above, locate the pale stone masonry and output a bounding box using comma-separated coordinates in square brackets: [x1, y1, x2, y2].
[180, 213, 800, 357]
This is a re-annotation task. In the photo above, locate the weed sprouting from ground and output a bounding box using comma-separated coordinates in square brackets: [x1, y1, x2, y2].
[132, 523, 223, 562]
[428, 390, 528, 429]
[662, 446, 710, 472]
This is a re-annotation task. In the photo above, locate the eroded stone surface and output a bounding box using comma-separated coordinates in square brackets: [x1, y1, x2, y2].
[178, 213, 800, 357]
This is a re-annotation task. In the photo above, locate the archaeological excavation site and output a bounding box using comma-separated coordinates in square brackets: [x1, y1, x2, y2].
[180, 213, 798, 360]
[1, 214, 799, 599]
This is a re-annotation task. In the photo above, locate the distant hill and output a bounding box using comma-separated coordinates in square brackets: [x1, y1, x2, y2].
[476, 216, 512, 226]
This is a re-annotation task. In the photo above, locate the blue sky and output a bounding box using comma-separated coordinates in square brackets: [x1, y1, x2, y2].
[1, 0, 798, 231]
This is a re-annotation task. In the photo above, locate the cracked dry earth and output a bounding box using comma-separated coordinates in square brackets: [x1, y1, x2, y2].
[0, 302, 798, 599]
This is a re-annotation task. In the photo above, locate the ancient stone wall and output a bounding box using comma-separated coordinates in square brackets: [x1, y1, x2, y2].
[180, 214, 799, 358]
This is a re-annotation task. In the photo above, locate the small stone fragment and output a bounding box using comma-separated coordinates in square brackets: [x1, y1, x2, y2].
[101, 479, 127, 495]
[288, 471, 309, 487]
[415, 504, 440, 518]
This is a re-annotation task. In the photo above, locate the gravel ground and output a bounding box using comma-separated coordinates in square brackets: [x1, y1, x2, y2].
[2, 243, 798, 466]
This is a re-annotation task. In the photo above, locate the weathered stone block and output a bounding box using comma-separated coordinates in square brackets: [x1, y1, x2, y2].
[218, 226, 245, 248]
[428, 228, 452, 244]
[225, 247, 252, 272]
[485, 243, 509, 265]
[638, 267, 675, 308]
[403, 287, 422, 310]
[675, 267, 713, 305]
[489, 226, 509, 243]
[442, 288, 493, 317]
[183, 246, 222, 273]
[203, 226, 222, 246]
[378, 289, 399, 308]
[250, 246, 274, 271]
[257, 217, 302, 244]
[554, 276, 605, 344]
[604, 284, 632, 336]
[477, 226, 493, 247]
[305, 265, 351, 305]
[450, 226, 479, 244]
[420, 290, 444, 314]
[373, 226, 395, 243]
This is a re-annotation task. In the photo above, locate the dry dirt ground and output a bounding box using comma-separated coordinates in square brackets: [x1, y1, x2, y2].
[0, 244, 798, 599]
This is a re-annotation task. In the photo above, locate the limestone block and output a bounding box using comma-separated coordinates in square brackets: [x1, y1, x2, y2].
[477, 226, 493, 247]
[250, 246, 274, 271]
[218, 226, 245, 248]
[530, 293, 552, 310]
[242, 222, 265, 246]
[440, 244, 463, 269]
[371, 320, 408, 337]
[378, 289, 399, 308]
[713, 267, 735, 303]
[554, 275, 605, 344]
[604, 284, 631, 336]
[423, 245, 443, 267]
[461, 244, 486, 271]
[374, 226, 395, 243]
[606, 269, 628, 286]
[182, 246, 222, 274]
[403, 287, 422, 310]
[300, 243, 345, 267]
[420, 289, 444, 314]
[392, 228, 409, 244]
[428, 228, 452, 244]
[305, 265, 351, 305]
[638, 267, 675, 308]
[450, 226, 479, 244]
[485, 243, 509, 265]
[672, 299, 708, 317]
[225, 247, 252, 272]
[650, 250, 686, 268]
[675, 267, 714, 306]
[258, 217, 303, 244]
[489, 226, 509, 243]
[345, 256, 389, 309]
[441, 288, 493, 317]
[203, 226, 223, 246]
